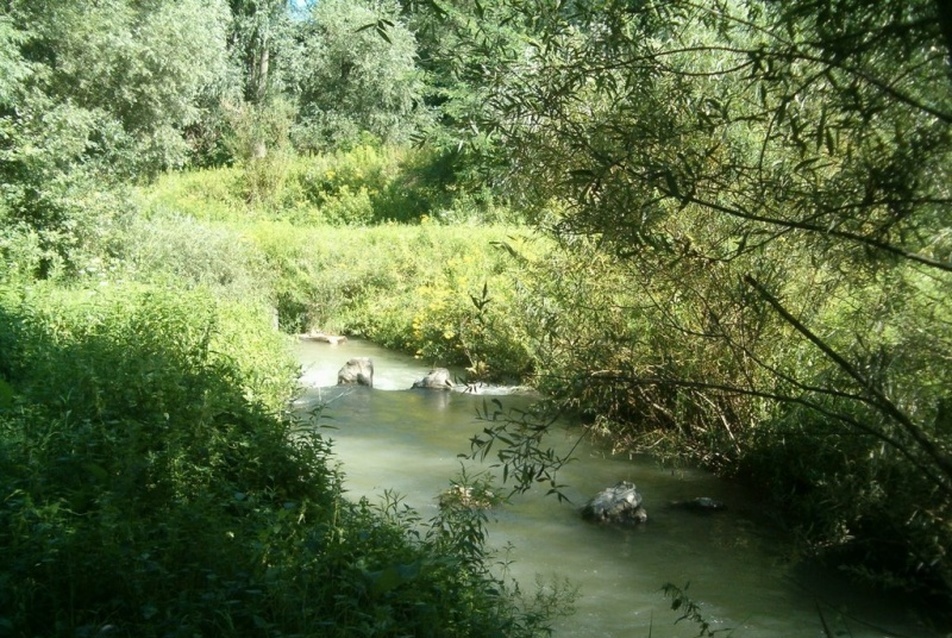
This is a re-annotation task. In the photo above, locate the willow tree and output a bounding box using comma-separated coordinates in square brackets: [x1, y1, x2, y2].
[225, 0, 298, 161]
[449, 0, 952, 601]
[5, 0, 231, 175]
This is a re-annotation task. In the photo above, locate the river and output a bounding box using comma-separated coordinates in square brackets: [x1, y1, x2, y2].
[293, 338, 941, 638]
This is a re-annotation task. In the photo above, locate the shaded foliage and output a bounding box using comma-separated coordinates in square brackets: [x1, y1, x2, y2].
[0, 282, 566, 636]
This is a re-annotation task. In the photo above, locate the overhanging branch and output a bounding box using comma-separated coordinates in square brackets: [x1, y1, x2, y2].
[743, 274, 952, 489]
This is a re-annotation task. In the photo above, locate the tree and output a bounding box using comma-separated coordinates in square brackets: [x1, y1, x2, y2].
[224, 0, 298, 162]
[392, 0, 545, 201]
[291, 0, 429, 150]
[10, 0, 232, 175]
[449, 0, 952, 599]
[0, 0, 232, 276]
[230, 0, 286, 106]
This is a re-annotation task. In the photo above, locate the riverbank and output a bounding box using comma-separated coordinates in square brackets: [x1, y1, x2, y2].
[127, 162, 952, 618]
[3, 2, 949, 629]
[2, 146, 948, 628]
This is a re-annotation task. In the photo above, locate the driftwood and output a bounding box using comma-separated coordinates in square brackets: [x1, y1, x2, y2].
[300, 332, 348, 346]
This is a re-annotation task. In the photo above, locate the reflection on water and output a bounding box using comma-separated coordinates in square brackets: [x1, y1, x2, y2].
[293, 338, 941, 638]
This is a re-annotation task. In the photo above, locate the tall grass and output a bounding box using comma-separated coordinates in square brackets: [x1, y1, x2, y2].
[138, 144, 515, 227]
[242, 220, 541, 380]
[131, 171, 544, 380]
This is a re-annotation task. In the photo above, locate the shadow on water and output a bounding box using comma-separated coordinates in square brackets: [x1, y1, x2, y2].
[293, 338, 946, 638]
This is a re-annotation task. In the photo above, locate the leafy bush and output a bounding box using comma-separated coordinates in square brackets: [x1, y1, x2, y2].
[735, 264, 952, 598]
[294, 144, 405, 224]
[223, 99, 304, 209]
[136, 166, 254, 222]
[0, 283, 312, 634]
[742, 400, 952, 600]
[0, 281, 566, 636]
[0, 224, 47, 285]
[115, 214, 272, 305]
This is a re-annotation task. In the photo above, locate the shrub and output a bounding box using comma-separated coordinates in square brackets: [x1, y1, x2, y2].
[136, 166, 252, 222]
[293, 144, 429, 224]
[115, 214, 273, 305]
[0, 283, 317, 634]
[0, 281, 566, 636]
[735, 263, 952, 598]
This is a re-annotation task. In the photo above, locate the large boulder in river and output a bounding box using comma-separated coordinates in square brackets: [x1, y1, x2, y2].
[338, 357, 374, 387]
[412, 368, 454, 390]
[581, 481, 648, 525]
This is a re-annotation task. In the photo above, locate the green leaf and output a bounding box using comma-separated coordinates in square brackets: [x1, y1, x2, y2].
[375, 23, 393, 44]
[0, 378, 13, 409]
[83, 462, 109, 482]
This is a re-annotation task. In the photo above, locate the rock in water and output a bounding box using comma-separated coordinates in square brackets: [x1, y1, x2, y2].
[412, 368, 454, 390]
[337, 357, 374, 387]
[581, 481, 648, 525]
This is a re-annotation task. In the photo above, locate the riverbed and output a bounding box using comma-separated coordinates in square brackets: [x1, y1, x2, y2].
[293, 338, 941, 638]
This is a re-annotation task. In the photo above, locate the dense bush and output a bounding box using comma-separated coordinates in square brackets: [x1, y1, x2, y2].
[136, 166, 266, 222]
[116, 214, 272, 305]
[0, 283, 312, 634]
[0, 282, 565, 636]
[294, 145, 413, 224]
[738, 266, 952, 598]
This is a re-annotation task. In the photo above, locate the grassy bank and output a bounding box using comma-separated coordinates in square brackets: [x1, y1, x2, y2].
[0, 145, 574, 635]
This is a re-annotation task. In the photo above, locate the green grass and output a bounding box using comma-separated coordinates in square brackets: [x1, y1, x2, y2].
[136, 165, 253, 222]
[137, 144, 506, 227]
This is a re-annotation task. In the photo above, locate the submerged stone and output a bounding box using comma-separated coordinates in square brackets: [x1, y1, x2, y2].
[668, 497, 726, 513]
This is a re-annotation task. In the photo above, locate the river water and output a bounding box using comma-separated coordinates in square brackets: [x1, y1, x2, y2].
[293, 338, 941, 638]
